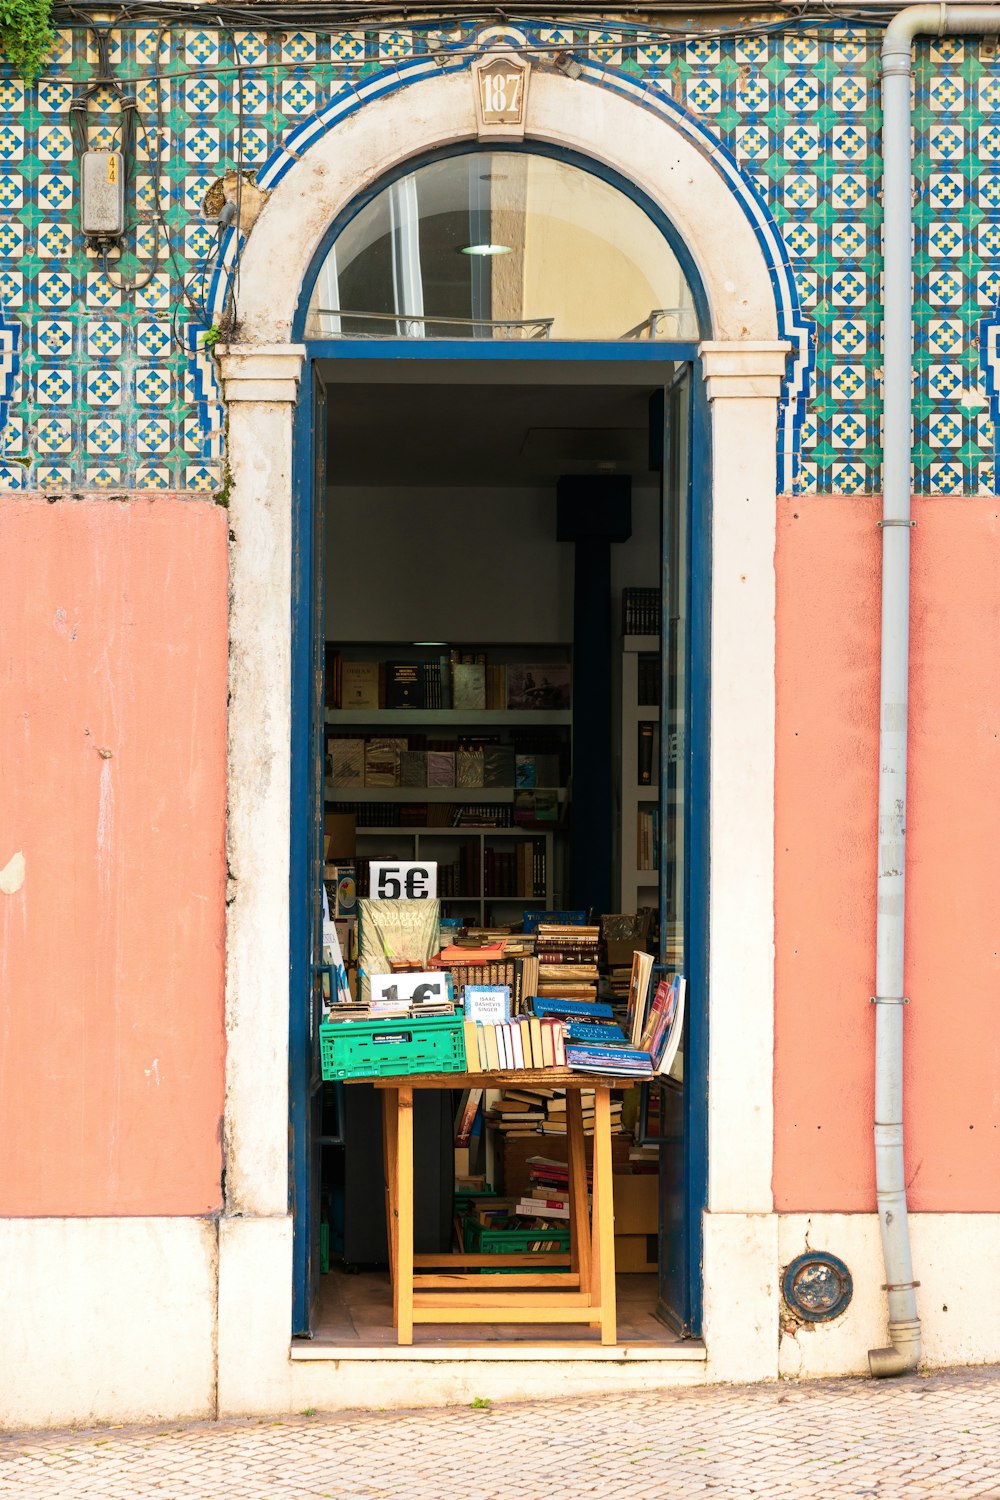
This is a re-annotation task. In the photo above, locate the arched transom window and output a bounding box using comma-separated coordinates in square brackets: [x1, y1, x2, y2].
[305, 150, 697, 341]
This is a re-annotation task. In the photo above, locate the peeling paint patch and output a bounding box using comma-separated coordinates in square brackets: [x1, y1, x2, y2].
[0, 850, 25, 894]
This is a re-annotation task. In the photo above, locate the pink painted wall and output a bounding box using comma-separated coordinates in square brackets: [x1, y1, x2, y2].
[0, 496, 228, 1216]
[774, 494, 1000, 1212]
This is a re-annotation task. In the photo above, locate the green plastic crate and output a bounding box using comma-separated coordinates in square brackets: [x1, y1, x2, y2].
[319, 1014, 466, 1081]
[463, 1216, 572, 1256]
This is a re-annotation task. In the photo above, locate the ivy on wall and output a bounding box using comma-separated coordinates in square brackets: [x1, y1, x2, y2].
[0, 0, 53, 83]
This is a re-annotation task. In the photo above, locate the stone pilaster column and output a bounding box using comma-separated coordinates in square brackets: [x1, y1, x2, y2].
[217, 343, 306, 1220]
[698, 339, 789, 1384]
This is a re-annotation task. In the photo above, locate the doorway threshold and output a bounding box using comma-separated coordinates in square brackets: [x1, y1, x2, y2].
[293, 1269, 705, 1362]
[291, 1339, 705, 1362]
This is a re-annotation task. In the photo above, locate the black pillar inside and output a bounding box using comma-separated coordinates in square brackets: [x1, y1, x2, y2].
[557, 476, 632, 917]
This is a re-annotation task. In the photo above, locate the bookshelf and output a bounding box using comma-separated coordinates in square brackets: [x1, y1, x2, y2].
[349, 827, 555, 923]
[327, 709, 572, 728]
[620, 635, 660, 914]
[326, 643, 571, 918]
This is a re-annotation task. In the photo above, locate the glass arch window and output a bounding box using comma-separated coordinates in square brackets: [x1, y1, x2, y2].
[305, 150, 698, 341]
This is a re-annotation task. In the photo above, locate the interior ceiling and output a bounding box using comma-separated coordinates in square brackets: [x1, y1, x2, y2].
[326, 381, 658, 487]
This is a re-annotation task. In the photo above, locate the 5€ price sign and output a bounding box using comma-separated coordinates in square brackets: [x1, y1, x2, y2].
[369, 861, 437, 901]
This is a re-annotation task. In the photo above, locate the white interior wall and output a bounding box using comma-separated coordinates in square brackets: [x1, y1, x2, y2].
[327, 482, 660, 642]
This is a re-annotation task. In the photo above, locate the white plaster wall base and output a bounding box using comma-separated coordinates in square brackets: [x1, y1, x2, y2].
[702, 1211, 780, 1384]
[286, 1355, 706, 1413]
[0, 1218, 217, 1428]
[217, 1215, 295, 1415]
[778, 1213, 1000, 1378]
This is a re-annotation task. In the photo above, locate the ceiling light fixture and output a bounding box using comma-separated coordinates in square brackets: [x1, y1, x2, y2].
[459, 243, 513, 257]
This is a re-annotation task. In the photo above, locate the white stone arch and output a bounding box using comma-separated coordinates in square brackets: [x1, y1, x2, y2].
[231, 67, 780, 346]
[215, 62, 787, 1410]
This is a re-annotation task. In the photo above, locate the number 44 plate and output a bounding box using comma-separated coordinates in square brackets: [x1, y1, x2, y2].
[369, 861, 437, 901]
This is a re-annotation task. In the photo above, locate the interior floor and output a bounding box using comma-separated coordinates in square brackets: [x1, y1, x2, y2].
[311, 1268, 681, 1348]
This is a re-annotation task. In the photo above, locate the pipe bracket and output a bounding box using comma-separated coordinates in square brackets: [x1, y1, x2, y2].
[881, 1281, 921, 1291]
[876, 518, 916, 528]
[870, 995, 910, 1004]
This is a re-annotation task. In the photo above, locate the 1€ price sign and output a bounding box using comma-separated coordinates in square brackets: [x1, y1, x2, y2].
[369, 861, 437, 901]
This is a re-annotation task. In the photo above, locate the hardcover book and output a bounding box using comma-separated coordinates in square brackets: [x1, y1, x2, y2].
[465, 984, 511, 1025]
[399, 750, 427, 788]
[342, 660, 380, 709]
[507, 663, 571, 712]
[365, 737, 406, 787]
[385, 661, 424, 710]
[330, 738, 365, 788]
[452, 663, 486, 711]
[427, 750, 456, 787]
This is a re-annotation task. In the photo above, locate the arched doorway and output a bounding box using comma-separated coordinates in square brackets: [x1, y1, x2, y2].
[215, 60, 789, 1385]
[291, 140, 707, 1344]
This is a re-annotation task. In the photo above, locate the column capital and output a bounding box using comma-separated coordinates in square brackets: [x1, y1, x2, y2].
[698, 340, 791, 401]
[216, 343, 307, 403]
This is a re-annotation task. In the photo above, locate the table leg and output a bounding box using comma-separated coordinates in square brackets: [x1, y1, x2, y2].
[381, 1088, 398, 1298]
[395, 1083, 414, 1346]
[592, 1085, 617, 1346]
[566, 1090, 591, 1298]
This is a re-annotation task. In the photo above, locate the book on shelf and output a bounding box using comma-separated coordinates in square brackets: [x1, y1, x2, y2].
[637, 720, 655, 787]
[637, 653, 661, 706]
[365, 737, 405, 787]
[452, 662, 486, 711]
[506, 663, 571, 712]
[341, 660, 380, 709]
[385, 661, 423, 710]
[637, 808, 660, 871]
[483, 746, 515, 787]
[399, 749, 427, 788]
[621, 587, 661, 636]
[456, 742, 485, 788]
[427, 750, 456, 787]
[329, 737, 365, 789]
[485, 663, 507, 710]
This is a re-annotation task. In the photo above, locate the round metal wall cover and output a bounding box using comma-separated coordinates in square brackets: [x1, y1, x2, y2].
[782, 1252, 853, 1323]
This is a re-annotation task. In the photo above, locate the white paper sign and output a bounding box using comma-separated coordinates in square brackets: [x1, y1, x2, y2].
[369, 860, 437, 901]
[368, 971, 449, 1009]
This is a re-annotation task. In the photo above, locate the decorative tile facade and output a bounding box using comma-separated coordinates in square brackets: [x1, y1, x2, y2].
[0, 21, 998, 494]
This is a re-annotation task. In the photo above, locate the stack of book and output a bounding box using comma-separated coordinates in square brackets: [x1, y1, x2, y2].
[487, 1089, 628, 1140]
[464, 1015, 566, 1071]
[432, 940, 538, 1009]
[621, 587, 661, 635]
[460, 1195, 567, 1250]
[327, 650, 571, 713]
[535, 924, 601, 1002]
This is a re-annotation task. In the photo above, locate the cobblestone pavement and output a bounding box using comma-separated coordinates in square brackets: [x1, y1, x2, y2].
[2, 1368, 1000, 1499]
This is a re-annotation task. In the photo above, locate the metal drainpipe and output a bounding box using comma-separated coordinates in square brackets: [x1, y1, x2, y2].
[873, 2, 1000, 1379]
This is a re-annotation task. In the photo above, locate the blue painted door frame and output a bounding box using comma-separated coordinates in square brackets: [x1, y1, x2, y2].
[289, 341, 711, 1338]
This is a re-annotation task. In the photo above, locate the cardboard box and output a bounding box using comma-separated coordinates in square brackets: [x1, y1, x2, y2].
[500, 1133, 631, 1200]
[615, 1232, 658, 1273]
[324, 812, 356, 859]
[612, 1171, 658, 1235]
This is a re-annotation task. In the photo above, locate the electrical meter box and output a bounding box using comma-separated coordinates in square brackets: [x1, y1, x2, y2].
[80, 150, 125, 238]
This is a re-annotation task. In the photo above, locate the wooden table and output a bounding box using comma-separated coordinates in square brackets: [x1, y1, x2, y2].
[369, 1069, 619, 1346]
